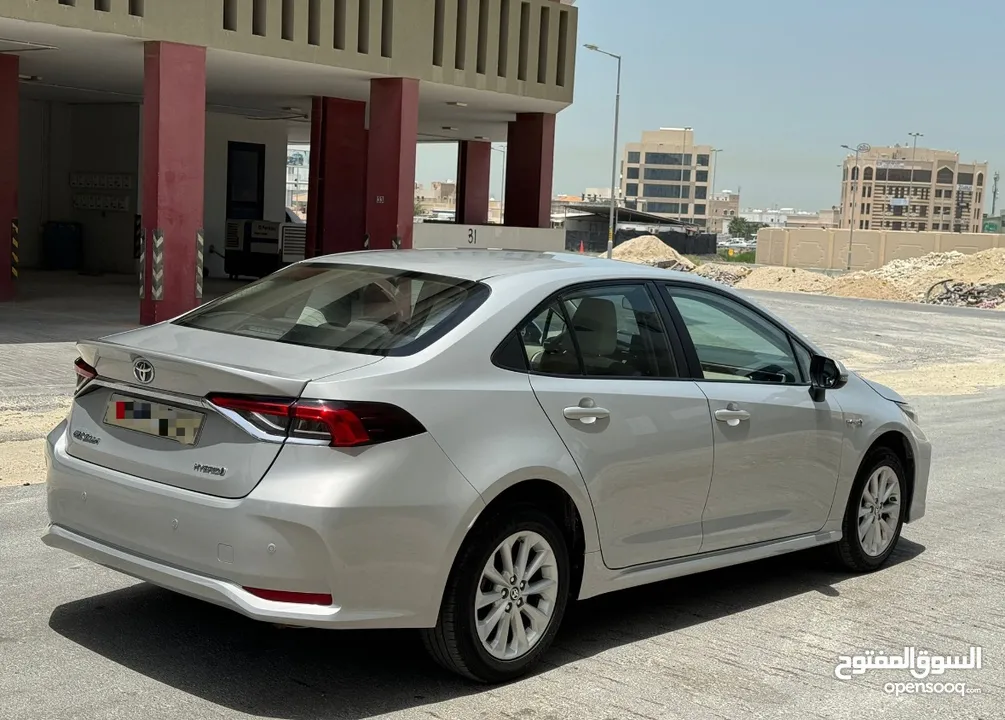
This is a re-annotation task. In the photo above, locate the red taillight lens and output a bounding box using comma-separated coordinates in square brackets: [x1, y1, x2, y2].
[243, 587, 333, 606]
[74, 358, 97, 389]
[207, 395, 425, 448]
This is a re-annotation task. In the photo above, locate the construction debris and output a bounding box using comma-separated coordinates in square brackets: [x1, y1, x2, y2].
[735, 266, 836, 293]
[611, 235, 696, 271]
[693, 263, 752, 286]
[924, 281, 1005, 309]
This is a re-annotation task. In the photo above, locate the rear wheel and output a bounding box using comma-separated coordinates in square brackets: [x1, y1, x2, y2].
[832, 448, 907, 572]
[421, 508, 570, 682]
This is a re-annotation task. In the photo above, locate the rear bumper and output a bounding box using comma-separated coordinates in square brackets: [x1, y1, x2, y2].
[43, 421, 484, 629]
[42, 524, 342, 626]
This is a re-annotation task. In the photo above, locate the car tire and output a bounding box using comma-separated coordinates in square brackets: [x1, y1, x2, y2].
[831, 448, 908, 572]
[421, 506, 571, 683]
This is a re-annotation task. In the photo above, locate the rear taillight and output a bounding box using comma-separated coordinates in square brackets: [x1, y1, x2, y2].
[243, 587, 333, 606]
[207, 395, 424, 448]
[74, 358, 97, 389]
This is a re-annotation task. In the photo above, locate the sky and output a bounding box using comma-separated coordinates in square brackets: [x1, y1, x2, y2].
[417, 0, 1004, 211]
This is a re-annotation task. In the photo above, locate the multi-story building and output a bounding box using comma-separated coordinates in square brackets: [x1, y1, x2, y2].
[840, 146, 988, 233]
[621, 129, 716, 227]
[709, 190, 740, 234]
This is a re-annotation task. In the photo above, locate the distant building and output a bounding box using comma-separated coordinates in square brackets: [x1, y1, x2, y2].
[840, 145, 988, 233]
[620, 128, 716, 228]
[709, 190, 740, 234]
[740, 206, 839, 230]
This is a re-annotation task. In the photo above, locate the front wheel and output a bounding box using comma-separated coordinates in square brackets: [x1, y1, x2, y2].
[832, 448, 907, 572]
[421, 508, 570, 682]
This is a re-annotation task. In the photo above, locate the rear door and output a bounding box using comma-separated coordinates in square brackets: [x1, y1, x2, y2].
[523, 282, 715, 569]
[660, 283, 845, 552]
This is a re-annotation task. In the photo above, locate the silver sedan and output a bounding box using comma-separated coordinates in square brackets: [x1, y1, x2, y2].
[42, 249, 931, 682]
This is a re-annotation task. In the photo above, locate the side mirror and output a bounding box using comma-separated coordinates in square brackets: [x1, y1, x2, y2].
[809, 355, 848, 401]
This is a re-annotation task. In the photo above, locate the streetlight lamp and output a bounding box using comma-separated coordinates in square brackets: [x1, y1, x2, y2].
[841, 142, 871, 270]
[584, 43, 622, 258]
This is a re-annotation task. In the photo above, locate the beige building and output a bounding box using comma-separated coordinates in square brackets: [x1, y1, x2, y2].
[840, 146, 988, 234]
[621, 129, 716, 228]
[709, 190, 740, 234]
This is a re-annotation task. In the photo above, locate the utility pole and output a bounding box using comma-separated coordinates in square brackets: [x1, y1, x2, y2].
[841, 143, 871, 270]
[992, 171, 1000, 216]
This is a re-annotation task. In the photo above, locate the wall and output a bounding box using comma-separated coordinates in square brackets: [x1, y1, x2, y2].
[755, 227, 1005, 271]
[203, 112, 289, 277]
[413, 223, 565, 252]
[17, 101, 140, 273]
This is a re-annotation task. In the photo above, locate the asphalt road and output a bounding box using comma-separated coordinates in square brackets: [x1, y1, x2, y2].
[2, 291, 1004, 720]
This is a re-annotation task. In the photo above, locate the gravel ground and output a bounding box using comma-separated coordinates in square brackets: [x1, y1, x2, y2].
[2, 289, 1004, 719]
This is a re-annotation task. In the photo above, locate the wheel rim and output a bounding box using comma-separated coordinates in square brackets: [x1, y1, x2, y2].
[475, 530, 559, 661]
[858, 465, 902, 557]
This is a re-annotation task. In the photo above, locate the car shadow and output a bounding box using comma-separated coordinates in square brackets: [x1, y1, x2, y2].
[48, 539, 925, 719]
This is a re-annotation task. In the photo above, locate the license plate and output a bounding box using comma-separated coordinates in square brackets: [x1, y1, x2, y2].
[103, 394, 205, 446]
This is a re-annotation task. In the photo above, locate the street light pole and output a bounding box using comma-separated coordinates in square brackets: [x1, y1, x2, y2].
[584, 43, 623, 258]
[841, 143, 871, 270]
[909, 131, 923, 188]
[710, 148, 722, 231]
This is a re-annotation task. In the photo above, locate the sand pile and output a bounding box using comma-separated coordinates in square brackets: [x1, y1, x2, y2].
[870, 248, 1005, 299]
[612, 235, 695, 270]
[826, 275, 913, 302]
[736, 266, 835, 293]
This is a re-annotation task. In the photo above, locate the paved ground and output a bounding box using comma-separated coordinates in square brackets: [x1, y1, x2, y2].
[2, 280, 1004, 719]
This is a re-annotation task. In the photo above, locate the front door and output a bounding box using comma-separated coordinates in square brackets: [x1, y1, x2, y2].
[662, 284, 845, 553]
[522, 282, 715, 569]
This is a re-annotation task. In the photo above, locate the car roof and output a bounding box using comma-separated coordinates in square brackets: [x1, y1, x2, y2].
[309, 247, 717, 286]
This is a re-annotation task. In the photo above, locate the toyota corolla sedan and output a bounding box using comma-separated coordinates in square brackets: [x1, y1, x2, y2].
[43, 249, 930, 683]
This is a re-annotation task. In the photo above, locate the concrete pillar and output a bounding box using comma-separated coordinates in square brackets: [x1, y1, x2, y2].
[140, 41, 206, 325]
[456, 140, 492, 226]
[0, 53, 18, 302]
[365, 78, 419, 250]
[504, 113, 556, 229]
[307, 97, 368, 256]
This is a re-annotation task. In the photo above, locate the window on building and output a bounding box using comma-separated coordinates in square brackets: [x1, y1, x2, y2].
[861, 203, 867, 214]
[892, 221, 902, 231]
[681, 186, 690, 199]
[645, 202, 678, 214]
[643, 184, 682, 198]
[887, 169, 913, 182]
[696, 154, 710, 167]
[682, 170, 691, 182]
[626, 183, 639, 197]
[893, 205, 904, 216]
[695, 186, 707, 200]
[644, 168, 682, 181]
[863, 167, 874, 181]
[864, 185, 872, 198]
[696, 170, 709, 183]
[851, 166, 860, 180]
[919, 206, 928, 217]
[958, 172, 974, 186]
[935, 189, 943, 198]
[694, 218, 706, 227]
[942, 223, 950, 231]
[978, 172, 985, 187]
[944, 190, 952, 200]
[875, 168, 887, 181]
[645, 152, 685, 166]
[918, 222, 926, 231]
[627, 151, 640, 164]
[843, 168, 849, 181]
[694, 204, 706, 216]
[859, 219, 866, 229]
[627, 167, 640, 180]
[866, 203, 871, 214]
[864, 220, 870, 229]
[937, 167, 954, 184]
[679, 203, 689, 214]
[912, 170, 932, 183]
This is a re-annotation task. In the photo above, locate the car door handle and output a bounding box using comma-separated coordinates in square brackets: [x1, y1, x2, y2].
[714, 404, 750, 426]
[563, 405, 610, 423]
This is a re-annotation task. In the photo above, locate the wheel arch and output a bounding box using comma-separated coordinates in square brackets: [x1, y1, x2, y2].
[866, 430, 916, 521]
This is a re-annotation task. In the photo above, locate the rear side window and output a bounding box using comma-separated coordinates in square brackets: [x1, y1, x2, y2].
[510, 283, 677, 378]
[177, 263, 488, 356]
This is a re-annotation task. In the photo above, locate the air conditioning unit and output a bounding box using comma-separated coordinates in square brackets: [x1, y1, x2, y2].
[280, 222, 307, 264]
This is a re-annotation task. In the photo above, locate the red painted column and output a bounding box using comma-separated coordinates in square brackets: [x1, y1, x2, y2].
[366, 78, 419, 250]
[504, 113, 556, 229]
[0, 54, 18, 302]
[456, 140, 492, 225]
[306, 97, 368, 256]
[140, 41, 206, 325]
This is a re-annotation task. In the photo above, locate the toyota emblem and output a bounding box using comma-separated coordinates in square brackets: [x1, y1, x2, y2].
[133, 358, 155, 385]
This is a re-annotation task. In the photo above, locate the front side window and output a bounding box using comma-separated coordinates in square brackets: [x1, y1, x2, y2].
[519, 285, 676, 378]
[666, 286, 802, 384]
[177, 263, 486, 356]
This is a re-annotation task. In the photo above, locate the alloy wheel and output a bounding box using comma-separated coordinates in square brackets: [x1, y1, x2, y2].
[858, 465, 902, 557]
[474, 530, 560, 660]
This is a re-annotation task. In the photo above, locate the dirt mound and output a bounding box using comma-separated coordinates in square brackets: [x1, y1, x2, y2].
[880, 248, 1005, 299]
[611, 235, 695, 270]
[735, 266, 834, 293]
[826, 275, 913, 302]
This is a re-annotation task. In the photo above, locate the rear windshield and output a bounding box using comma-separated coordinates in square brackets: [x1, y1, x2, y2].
[176, 263, 489, 356]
